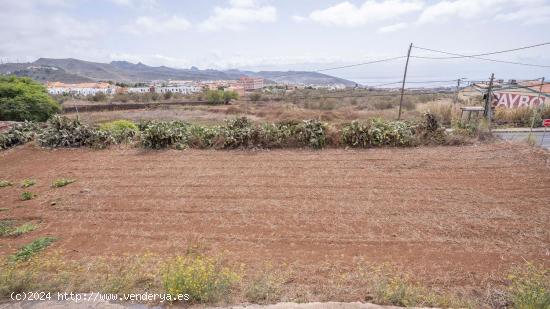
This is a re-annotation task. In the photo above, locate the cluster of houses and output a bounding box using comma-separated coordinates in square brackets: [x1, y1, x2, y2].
[46, 77, 265, 97]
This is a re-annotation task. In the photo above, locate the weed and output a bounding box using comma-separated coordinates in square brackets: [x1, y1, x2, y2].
[10, 237, 57, 262]
[21, 179, 36, 188]
[0, 220, 16, 236]
[161, 255, 239, 303]
[20, 192, 35, 201]
[507, 263, 550, 309]
[52, 178, 75, 188]
[0, 180, 12, 188]
[9, 223, 37, 237]
[0, 221, 37, 237]
[526, 133, 538, 147]
[245, 272, 284, 304]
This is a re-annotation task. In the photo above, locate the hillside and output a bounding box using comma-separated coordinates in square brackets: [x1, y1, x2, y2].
[0, 58, 357, 86]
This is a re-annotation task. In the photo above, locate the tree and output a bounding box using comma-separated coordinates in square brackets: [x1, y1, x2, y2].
[223, 90, 239, 104]
[206, 90, 239, 104]
[0, 76, 61, 122]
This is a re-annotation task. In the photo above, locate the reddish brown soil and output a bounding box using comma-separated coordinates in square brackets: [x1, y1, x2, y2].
[1, 142, 549, 298]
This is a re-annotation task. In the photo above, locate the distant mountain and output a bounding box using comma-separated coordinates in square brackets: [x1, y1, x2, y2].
[0, 58, 357, 86]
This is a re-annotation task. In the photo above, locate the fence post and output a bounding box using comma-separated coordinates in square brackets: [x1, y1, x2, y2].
[398, 43, 413, 120]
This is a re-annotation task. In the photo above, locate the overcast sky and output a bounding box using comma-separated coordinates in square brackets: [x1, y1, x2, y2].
[1, 0, 549, 84]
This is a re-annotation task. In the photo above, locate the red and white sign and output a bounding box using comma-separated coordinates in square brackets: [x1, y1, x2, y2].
[543, 119, 550, 127]
[492, 92, 546, 109]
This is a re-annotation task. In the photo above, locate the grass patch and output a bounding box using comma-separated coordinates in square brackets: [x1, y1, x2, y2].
[10, 237, 57, 262]
[0, 221, 37, 237]
[20, 179, 36, 188]
[0, 180, 12, 188]
[245, 270, 284, 304]
[52, 178, 75, 188]
[20, 192, 35, 201]
[161, 255, 239, 303]
[507, 263, 550, 309]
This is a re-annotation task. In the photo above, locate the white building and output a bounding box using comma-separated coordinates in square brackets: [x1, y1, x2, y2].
[127, 87, 151, 93]
[47, 82, 117, 96]
[153, 85, 201, 94]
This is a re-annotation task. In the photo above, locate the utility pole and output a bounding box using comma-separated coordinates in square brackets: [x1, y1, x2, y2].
[454, 78, 461, 104]
[483, 73, 495, 120]
[398, 43, 413, 120]
[530, 77, 545, 132]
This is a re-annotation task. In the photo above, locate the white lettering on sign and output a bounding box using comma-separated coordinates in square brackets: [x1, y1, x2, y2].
[492, 92, 546, 108]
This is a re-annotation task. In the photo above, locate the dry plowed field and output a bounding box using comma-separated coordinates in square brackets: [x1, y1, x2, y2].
[1, 142, 549, 300]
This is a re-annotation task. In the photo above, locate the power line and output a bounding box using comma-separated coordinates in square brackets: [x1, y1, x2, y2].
[262, 56, 407, 80]
[411, 55, 550, 68]
[411, 46, 550, 68]
[413, 42, 550, 58]
[366, 79, 466, 87]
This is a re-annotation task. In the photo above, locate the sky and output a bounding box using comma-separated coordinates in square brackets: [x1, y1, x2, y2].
[1, 0, 549, 85]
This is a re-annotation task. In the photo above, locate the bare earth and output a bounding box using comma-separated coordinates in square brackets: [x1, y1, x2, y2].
[0, 142, 549, 301]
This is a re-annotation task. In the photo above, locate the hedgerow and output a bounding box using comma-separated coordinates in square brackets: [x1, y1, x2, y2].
[38, 115, 114, 149]
[342, 119, 414, 148]
[139, 121, 189, 150]
[0, 121, 41, 150]
[1, 114, 467, 151]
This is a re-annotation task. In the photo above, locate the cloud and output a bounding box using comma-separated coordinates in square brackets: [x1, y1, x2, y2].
[0, 2, 105, 60]
[306, 0, 424, 27]
[292, 15, 307, 23]
[378, 22, 408, 33]
[124, 16, 191, 34]
[417, 0, 549, 24]
[110, 0, 158, 9]
[495, 5, 550, 25]
[199, 0, 277, 31]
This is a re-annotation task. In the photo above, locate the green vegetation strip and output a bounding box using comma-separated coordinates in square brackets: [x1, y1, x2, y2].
[10, 237, 56, 262]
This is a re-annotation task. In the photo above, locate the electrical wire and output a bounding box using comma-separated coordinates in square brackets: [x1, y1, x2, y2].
[413, 42, 550, 58]
[410, 45, 550, 68]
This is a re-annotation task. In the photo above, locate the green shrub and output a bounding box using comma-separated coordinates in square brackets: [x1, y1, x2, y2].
[507, 263, 550, 309]
[187, 125, 221, 149]
[0, 180, 11, 188]
[414, 113, 447, 145]
[99, 120, 138, 143]
[21, 179, 36, 188]
[219, 117, 256, 149]
[140, 121, 189, 149]
[161, 255, 238, 303]
[297, 119, 327, 149]
[0, 76, 61, 122]
[0, 121, 41, 150]
[10, 237, 57, 262]
[52, 178, 75, 188]
[38, 115, 114, 149]
[20, 192, 35, 201]
[342, 119, 414, 147]
[206, 90, 239, 104]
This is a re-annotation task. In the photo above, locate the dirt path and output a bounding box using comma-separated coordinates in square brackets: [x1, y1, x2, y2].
[0, 142, 549, 301]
